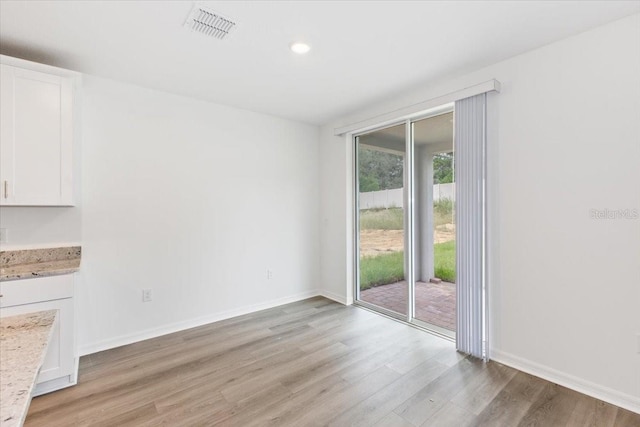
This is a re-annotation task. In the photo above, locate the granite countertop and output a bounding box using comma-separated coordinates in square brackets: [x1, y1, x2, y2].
[0, 310, 57, 427]
[0, 247, 81, 281]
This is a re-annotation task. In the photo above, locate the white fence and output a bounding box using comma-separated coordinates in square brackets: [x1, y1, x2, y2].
[433, 182, 455, 201]
[359, 183, 455, 210]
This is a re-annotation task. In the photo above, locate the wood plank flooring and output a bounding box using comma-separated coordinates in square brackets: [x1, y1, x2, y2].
[25, 297, 639, 426]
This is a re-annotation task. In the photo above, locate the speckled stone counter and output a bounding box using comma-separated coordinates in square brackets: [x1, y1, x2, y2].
[0, 247, 81, 281]
[0, 310, 57, 427]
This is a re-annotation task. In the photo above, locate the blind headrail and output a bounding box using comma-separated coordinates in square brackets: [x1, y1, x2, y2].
[334, 79, 501, 136]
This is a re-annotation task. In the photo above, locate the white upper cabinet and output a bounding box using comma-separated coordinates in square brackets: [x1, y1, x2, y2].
[0, 58, 76, 206]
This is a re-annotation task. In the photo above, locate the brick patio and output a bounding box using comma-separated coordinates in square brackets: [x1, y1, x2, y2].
[360, 280, 456, 332]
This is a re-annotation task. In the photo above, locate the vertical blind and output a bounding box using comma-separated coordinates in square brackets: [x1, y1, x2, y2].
[454, 93, 487, 359]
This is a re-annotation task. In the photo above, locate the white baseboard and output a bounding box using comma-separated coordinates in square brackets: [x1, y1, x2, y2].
[491, 350, 640, 414]
[79, 289, 323, 356]
[34, 375, 77, 397]
[319, 289, 350, 305]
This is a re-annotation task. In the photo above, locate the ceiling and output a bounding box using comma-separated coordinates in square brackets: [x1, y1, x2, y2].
[1, 1, 638, 125]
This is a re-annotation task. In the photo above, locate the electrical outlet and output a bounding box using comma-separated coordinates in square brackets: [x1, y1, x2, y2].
[142, 289, 153, 302]
[0, 228, 8, 243]
[267, 269, 274, 280]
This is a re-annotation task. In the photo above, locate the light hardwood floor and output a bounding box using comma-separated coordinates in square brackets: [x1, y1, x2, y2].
[26, 297, 639, 426]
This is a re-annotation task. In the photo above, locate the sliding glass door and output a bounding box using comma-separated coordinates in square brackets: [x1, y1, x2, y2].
[355, 123, 407, 316]
[355, 108, 456, 337]
[411, 112, 456, 336]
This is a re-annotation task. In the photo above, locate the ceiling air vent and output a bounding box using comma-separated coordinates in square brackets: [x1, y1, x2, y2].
[184, 5, 236, 40]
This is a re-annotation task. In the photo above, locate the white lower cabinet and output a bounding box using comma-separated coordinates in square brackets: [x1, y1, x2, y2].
[0, 274, 77, 395]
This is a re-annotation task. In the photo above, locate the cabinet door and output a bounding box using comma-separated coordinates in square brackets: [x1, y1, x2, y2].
[0, 298, 75, 385]
[0, 64, 73, 206]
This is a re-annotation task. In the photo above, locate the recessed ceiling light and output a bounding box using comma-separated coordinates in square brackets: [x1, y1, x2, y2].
[290, 42, 311, 54]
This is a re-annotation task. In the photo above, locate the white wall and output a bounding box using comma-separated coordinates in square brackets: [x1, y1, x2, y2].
[76, 76, 320, 353]
[319, 124, 354, 305]
[319, 13, 640, 411]
[3, 73, 321, 353]
[0, 206, 81, 246]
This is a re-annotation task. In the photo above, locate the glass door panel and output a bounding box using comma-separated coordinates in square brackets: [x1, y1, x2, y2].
[411, 112, 456, 334]
[356, 123, 407, 316]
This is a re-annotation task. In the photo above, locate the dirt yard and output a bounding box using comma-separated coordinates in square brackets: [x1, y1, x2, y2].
[360, 223, 455, 257]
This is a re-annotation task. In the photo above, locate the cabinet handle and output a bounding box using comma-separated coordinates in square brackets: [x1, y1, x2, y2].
[3, 181, 7, 199]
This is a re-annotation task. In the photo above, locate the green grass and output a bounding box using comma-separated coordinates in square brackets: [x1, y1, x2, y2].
[360, 251, 404, 290]
[359, 200, 456, 289]
[433, 198, 455, 227]
[360, 201, 454, 231]
[359, 208, 403, 230]
[434, 240, 456, 283]
[433, 198, 454, 216]
[360, 241, 456, 290]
